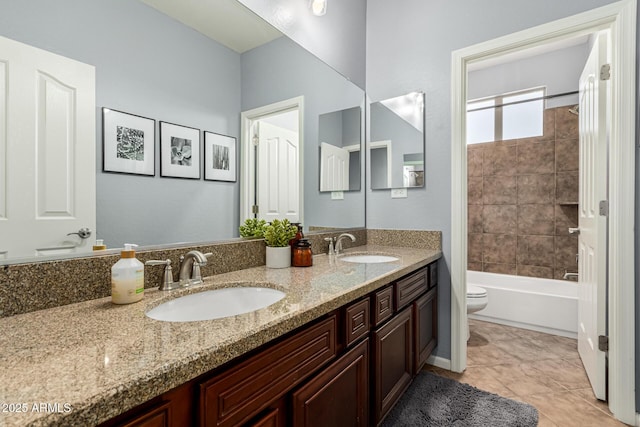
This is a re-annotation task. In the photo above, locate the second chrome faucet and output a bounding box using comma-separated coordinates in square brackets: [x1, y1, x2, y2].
[325, 233, 357, 255]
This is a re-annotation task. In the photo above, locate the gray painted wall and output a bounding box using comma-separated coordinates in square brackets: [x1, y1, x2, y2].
[237, 0, 366, 90]
[366, 0, 620, 363]
[468, 43, 590, 108]
[0, 0, 241, 249]
[241, 36, 365, 230]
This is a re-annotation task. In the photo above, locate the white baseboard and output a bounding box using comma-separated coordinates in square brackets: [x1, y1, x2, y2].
[635, 412, 640, 426]
[426, 355, 451, 371]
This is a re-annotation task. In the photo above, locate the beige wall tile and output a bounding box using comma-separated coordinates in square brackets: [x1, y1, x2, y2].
[468, 204, 483, 233]
[484, 145, 517, 176]
[518, 174, 555, 204]
[483, 234, 517, 264]
[468, 176, 483, 205]
[517, 235, 555, 267]
[468, 233, 483, 263]
[483, 205, 517, 234]
[518, 264, 554, 279]
[518, 204, 555, 236]
[555, 204, 578, 236]
[468, 147, 483, 177]
[517, 140, 555, 174]
[555, 235, 578, 268]
[483, 263, 517, 275]
[555, 138, 579, 172]
[556, 171, 579, 204]
[483, 175, 517, 205]
[555, 107, 579, 139]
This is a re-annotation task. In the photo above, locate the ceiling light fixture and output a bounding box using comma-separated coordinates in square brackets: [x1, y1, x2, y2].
[310, 0, 327, 16]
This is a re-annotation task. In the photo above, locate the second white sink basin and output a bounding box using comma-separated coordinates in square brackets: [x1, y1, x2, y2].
[146, 287, 286, 322]
[339, 254, 399, 263]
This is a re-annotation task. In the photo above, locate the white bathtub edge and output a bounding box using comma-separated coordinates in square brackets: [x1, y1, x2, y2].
[469, 313, 578, 339]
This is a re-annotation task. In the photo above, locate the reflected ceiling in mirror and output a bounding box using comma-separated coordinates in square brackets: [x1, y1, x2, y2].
[0, 0, 365, 264]
[319, 106, 362, 192]
[370, 92, 425, 190]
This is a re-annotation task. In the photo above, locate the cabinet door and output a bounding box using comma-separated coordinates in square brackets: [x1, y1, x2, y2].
[413, 288, 437, 373]
[292, 339, 369, 427]
[373, 307, 413, 424]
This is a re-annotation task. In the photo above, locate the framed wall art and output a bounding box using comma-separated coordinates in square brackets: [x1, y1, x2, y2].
[102, 108, 155, 176]
[160, 121, 201, 179]
[204, 131, 236, 182]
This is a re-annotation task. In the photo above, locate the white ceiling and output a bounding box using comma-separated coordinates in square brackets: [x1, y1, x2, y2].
[139, 0, 282, 53]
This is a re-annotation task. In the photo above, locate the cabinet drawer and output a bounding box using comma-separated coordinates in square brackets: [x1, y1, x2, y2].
[395, 268, 428, 310]
[429, 262, 438, 289]
[120, 401, 171, 427]
[344, 297, 370, 347]
[373, 286, 394, 327]
[200, 315, 337, 427]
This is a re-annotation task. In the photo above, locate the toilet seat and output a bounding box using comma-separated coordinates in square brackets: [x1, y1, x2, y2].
[467, 285, 487, 298]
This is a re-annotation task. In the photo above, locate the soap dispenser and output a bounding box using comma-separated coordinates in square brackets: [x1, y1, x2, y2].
[111, 243, 144, 304]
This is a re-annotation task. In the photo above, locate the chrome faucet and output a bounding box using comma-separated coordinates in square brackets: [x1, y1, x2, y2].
[563, 271, 578, 281]
[178, 251, 211, 286]
[335, 233, 356, 255]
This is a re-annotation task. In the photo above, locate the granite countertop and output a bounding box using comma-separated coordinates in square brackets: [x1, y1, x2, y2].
[0, 245, 441, 426]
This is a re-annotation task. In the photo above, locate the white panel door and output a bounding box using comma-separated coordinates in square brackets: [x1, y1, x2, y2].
[256, 121, 300, 222]
[0, 35, 96, 260]
[320, 142, 349, 191]
[577, 32, 608, 400]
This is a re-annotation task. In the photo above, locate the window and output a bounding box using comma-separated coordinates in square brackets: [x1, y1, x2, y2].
[467, 87, 545, 144]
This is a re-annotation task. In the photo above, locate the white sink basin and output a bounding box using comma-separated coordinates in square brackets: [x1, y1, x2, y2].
[339, 254, 399, 263]
[146, 287, 286, 322]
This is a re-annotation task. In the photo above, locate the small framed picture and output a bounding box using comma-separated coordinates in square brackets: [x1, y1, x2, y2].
[102, 108, 155, 176]
[204, 131, 237, 182]
[160, 122, 201, 179]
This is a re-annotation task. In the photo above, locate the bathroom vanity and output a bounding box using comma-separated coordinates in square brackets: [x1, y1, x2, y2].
[0, 245, 440, 426]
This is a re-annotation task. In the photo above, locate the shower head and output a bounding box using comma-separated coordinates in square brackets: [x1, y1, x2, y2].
[568, 105, 579, 116]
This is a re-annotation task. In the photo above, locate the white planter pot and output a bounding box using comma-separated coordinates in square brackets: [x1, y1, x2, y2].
[266, 246, 291, 269]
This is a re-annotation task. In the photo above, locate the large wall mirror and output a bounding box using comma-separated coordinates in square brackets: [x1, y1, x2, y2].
[0, 0, 365, 264]
[369, 92, 425, 189]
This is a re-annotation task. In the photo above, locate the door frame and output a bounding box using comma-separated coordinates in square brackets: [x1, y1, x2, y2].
[450, 0, 636, 424]
[240, 96, 304, 224]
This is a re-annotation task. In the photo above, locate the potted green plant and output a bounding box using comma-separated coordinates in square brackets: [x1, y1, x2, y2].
[239, 218, 267, 239]
[263, 219, 298, 268]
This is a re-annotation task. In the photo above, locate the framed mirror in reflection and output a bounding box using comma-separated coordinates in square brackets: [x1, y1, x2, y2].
[318, 106, 362, 192]
[0, 0, 365, 265]
[369, 92, 425, 190]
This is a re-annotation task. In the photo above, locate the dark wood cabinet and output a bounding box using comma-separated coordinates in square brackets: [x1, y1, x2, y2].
[101, 260, 440, 427]
[199, 315, 337, 427]
[413, 287, 437, 373]
[373, 306, 413, 424]
[292, 338, 369, 427]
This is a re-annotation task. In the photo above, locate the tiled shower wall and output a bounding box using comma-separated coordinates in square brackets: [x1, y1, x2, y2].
[467, 106, 579, 280]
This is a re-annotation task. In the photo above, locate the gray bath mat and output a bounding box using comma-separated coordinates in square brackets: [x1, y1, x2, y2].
[382, 372, 538, 427]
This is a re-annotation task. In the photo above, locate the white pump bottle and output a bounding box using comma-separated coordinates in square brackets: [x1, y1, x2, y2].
[111, 243, 144, 304]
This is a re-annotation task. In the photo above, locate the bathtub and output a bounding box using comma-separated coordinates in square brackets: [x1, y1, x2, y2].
[467, 270, 578, 338]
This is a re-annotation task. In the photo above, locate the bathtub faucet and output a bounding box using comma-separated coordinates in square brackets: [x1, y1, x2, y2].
[563, 271, 578, 281]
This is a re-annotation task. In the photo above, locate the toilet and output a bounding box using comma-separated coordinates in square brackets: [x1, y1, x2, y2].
[466, 285, 488, 340]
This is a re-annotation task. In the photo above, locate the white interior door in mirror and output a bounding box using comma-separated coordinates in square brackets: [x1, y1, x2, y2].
[320, 142, 349, 191]
[256, 121, 300, 222]
[0, 35, 96, 260]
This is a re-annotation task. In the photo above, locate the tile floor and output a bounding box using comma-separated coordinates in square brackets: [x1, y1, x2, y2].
[426, 319, 629, 426]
